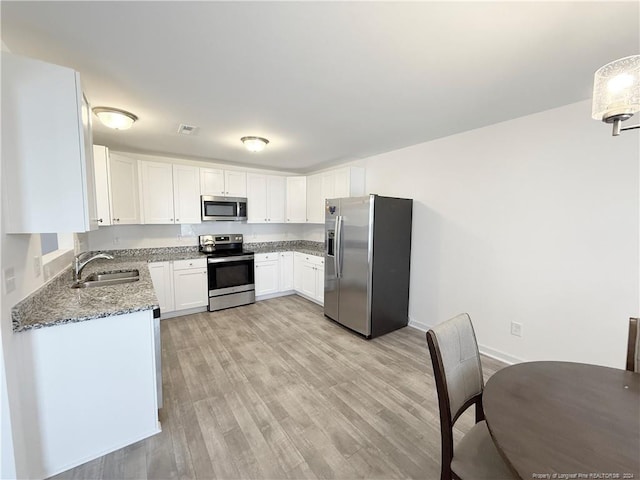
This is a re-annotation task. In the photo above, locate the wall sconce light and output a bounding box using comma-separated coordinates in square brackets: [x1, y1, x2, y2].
[592, 55, 639, 136]
[92, 107, 138, 130]
[241, 136, 269, 152]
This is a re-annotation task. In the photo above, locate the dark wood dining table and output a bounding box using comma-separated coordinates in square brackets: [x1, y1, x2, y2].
[483, 361, 640, 479]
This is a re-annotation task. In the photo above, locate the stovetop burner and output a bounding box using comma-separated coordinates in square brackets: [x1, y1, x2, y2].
[199, 233, 253, 257]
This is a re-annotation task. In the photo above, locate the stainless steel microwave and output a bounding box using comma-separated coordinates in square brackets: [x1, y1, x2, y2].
[201, 196, 247, 221]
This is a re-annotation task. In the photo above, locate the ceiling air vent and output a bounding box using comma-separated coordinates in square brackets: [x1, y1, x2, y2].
[177, 124, 199, 135]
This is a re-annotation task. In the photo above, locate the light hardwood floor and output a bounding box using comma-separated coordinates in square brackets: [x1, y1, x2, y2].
[50, 295, 506, 480]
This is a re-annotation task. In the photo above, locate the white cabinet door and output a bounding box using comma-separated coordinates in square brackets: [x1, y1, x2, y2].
[246, 174, 268, 223]
[139, 161, 174, 224]
[108, 153, 140, 225]
[173, 268, 208, 310]
[294, 253, 304, 292]
[225, 171, 247, 197]
[314, 263, 325, 304]
[200, 168, 225, 196]
[267, 175, 286, 223]
[80, 93, 99, 232]
[333, 167, 365, 198]
[300, 261, 317, 299]
[2, 53, 97, 233]
[279, 252, 294, 291]
[306, 174, 323, 224]
[286, 177, 307, 223]
[93, 145, 112, 226]
[149, 262, 175, 313]
[255, 259, 279, 296]
[173, 164, 201, 224]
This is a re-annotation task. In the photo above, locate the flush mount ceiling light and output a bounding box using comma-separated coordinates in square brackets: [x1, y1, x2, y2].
[592, 55, 640, 136]
[241, 136, 269, 152]
[92, 107, 138, 130]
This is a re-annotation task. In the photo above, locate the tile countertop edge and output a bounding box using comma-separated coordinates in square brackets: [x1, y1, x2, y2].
[12, 241, 324, 333]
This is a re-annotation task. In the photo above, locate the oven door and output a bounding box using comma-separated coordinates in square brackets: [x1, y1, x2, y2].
[201, 195, 248, 221]
[207, 255, 255, 297]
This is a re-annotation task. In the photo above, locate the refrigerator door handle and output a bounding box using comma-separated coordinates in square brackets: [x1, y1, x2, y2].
[337, 215, 344, 278]
[334, 216, 340, 278]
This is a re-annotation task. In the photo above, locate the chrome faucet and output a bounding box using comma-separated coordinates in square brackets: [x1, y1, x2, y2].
[73, 252, 114, 281]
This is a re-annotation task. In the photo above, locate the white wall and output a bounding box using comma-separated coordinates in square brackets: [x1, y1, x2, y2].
[364, 99, 639, 368]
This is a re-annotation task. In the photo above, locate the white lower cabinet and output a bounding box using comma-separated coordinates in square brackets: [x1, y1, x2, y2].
[173, 259, 208, 310]
[255, 254, 280, 296]
[149, 259, 207, 318]
[148, 261, 175, 313]
[293, 253, 324, 305]
[279, 252, 294, 291]
[255, 252, 296, 298]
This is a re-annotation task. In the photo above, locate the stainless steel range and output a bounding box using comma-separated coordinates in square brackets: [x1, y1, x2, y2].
[199, 234, 255, 311]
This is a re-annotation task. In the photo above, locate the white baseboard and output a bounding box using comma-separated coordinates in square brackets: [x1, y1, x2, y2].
[477, 344, 522, 365]
[407, 317, 430, 332]
[256, 290, 295, 302]
[408, 317, 521, 366]
[160, 306, 207, 320]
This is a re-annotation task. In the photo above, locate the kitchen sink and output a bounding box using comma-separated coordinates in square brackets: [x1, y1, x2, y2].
[71, 269, 140, 289]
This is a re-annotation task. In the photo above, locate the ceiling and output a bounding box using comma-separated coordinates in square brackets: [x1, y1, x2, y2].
[2, 2, 638, 173]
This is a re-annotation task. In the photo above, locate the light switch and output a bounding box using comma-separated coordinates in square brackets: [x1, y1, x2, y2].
[3, 267, 16, 294]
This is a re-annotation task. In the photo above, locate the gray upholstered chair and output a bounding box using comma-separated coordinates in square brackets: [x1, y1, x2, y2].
[426, 313, 516, 480]
[626, 317, 639, 372]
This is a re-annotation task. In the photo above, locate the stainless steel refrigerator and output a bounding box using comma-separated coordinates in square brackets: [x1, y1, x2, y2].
[324, 195, 413, 338]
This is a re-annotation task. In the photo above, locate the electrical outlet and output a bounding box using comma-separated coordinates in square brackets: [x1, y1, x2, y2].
[510, 321, 523, 337]
[34, 256, 42, 277]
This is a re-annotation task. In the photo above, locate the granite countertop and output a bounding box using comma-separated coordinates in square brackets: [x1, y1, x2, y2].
[12, 241, 324, 333]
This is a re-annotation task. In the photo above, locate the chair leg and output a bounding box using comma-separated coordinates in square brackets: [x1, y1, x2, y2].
[476, 399, 485, 423]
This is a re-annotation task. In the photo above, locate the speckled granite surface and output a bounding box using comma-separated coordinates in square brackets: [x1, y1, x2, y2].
[12, 257, 159, 333]
[12, 241, 324, 333]
[245, 240, 324, 256]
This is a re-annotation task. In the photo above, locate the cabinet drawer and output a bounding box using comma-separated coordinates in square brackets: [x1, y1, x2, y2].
[172, 258, 207, 270]
[303, 254, 324, 266]
[255, 252, 278, 262]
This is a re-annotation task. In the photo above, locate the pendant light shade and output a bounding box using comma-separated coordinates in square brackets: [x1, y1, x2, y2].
[592, 55, 640, 136]
[241, 136, 269, 152]
[93, 107, 138, 130]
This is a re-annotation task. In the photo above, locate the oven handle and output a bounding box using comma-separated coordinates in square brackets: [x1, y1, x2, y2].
[207, 254, 255, 264]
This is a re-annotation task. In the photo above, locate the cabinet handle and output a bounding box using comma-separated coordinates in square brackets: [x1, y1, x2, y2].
[264, 218, 267, 222]
[176, 218, 179, 222]
[98, 218, 103, 223]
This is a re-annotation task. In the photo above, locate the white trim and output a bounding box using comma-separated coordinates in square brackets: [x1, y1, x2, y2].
[408, 316, 522, 366]
[256, 290, 295, 302]
[477, 344, 522, 366]
[160, 306, 207, 320]
[407, 317, 430, 332]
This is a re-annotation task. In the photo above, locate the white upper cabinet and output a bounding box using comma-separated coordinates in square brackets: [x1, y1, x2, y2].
[305, 167, 365, 224]
[200, 168, 225, 196]
[108, 153, 140, 225]
[140, 161, 201, 224]
[2, 52, 98, 233]
[139, 161, 174, 224]
[93, 145, 112, 226]
[172, 165, 201, 224]
[246, 174, 285, 223]
[225, 170, 247, 197]
[200, 168, 247, 197]
[286, 177, 307, 223]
